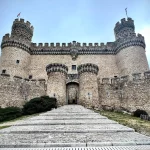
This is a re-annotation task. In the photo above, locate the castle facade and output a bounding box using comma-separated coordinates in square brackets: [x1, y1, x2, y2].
[0, 17, 150, 114]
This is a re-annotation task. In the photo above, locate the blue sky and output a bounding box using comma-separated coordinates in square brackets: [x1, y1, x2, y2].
[0, 0, 150, 66]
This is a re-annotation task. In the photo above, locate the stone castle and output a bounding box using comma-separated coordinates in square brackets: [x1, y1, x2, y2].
[0, 17, 150, 114]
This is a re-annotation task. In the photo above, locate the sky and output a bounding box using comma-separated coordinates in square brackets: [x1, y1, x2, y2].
[0, 0, 150, 66]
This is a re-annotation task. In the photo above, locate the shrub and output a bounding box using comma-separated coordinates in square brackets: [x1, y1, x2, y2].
[0, 107, 22, 122]
[23, 96, 57, 115]
[133, 109, 148, 118]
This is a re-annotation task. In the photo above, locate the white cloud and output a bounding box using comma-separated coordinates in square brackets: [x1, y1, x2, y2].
[138, 26, 150, 68]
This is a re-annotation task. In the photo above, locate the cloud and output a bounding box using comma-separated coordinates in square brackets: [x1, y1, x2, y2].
[138, 26, 150, 67]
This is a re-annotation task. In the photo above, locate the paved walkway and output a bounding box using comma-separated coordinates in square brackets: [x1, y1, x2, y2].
[0, 105, 150, 150]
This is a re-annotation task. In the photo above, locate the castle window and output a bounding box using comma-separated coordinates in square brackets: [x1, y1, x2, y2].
[2, 70, 6, 74]
[29, 75, 32, 79]
[16, 60, 20, 64]
[72, 65, 76, 70]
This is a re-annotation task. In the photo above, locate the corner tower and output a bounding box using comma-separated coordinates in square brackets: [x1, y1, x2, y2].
[115, 18, 149, 76]
[1, 18, 33, 78]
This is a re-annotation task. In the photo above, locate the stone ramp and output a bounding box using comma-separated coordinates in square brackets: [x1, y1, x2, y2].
[0, 105, 150, 149]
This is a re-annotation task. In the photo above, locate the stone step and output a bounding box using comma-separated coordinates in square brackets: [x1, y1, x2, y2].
[0, 132, 150, 147]
[13, 119, 118, 126]
[0, 124, 135, 133]
[1, 146, 150, 150]
[29, 116, 107, 120]
[0, 105, 150, 149]
[39, 113, 99, 116]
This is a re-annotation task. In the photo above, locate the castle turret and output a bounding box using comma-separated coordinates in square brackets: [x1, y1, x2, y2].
[77, 63, 100, 109]
[46, 63, 68, 106]
[115, 18, 149, 76]
[1, 18, 33, 78]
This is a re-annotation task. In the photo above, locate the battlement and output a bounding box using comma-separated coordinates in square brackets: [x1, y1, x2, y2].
[13, 18, 34, 31]
[46, 63, 68, 75]
[31, 41, 115, 49]
[101, 71, 150, 84]
[114, 17, 135, 34]
[77, 63, 99, 75]
[0, 74, 45, 83]
[2, 33, 11, 41]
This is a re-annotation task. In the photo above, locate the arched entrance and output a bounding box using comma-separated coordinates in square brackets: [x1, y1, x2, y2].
[66, 82, 79, 104]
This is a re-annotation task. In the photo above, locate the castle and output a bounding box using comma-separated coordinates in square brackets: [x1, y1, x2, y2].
[0, 17, 150, 114]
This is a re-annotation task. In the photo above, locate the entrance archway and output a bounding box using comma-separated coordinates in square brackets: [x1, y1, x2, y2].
[66, 82, 79, 104]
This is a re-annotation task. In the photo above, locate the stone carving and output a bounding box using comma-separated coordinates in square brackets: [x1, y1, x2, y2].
[70, 48, 78, 60]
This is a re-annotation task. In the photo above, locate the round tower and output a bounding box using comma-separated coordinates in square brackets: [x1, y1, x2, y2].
[1, 18, 33, 78]
[46, 63, 68, 106]
[77, 63, 100, 108]
[114, 18, 149, 76]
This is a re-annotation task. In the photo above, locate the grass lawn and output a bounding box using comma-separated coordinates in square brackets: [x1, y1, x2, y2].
[0, 113, 41, 128]
[95, 110, 150, 136]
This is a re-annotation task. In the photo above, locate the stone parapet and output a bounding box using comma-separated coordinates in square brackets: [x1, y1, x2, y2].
[1, 34, 31, 53]
[77, 63, 99, 75]
[115, 34, 145, 53]
[114, 18, 135, 35]
[46, 63, 68, 75]
[11, 18, 33, 42]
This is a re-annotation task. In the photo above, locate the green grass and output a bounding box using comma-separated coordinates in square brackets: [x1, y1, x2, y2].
[0, 112, 41, 129]
[0, 125, 11, 129]
[95, 110, 150, 136]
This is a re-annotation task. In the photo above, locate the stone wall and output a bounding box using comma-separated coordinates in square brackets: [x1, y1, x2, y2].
[116, 46, 149, 76]
[29, 54, 118, 80]
[1, 47, 31, 78]
[78, 64, 100, 108]
[99, 71, 150, 114]
[0, 74, 46, 108]
[47, 72, 67, 106]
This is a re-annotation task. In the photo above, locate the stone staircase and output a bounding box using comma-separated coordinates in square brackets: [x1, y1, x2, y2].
[0, 105, 150, 149]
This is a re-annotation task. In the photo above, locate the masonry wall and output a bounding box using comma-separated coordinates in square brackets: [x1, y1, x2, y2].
[47, 72, 67, 106]
[99, 73, 150, 115]
[79, 72, 99, 108]
[116, 46, 149, 76]
[30, 54, 119, 80]
[0, 74, 46, 108]
[1, 47, 31, 78]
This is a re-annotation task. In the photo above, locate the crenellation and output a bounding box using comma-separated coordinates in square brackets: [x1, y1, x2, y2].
[56, 43, 60, 47]
[44, 43, 49, 47]
[83, 43, 86, 46]
[77, 42, 80, 46]
[121, 18, 126, 23]
[38, 43, 43, 47]
[89, 43, 92, 46]
[26, 21, 31, 26]
[20, 18, 24, 23]
[62, 43, 66, 47]
[50, 43, 54, 47]
[94, 43, 98, 46]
